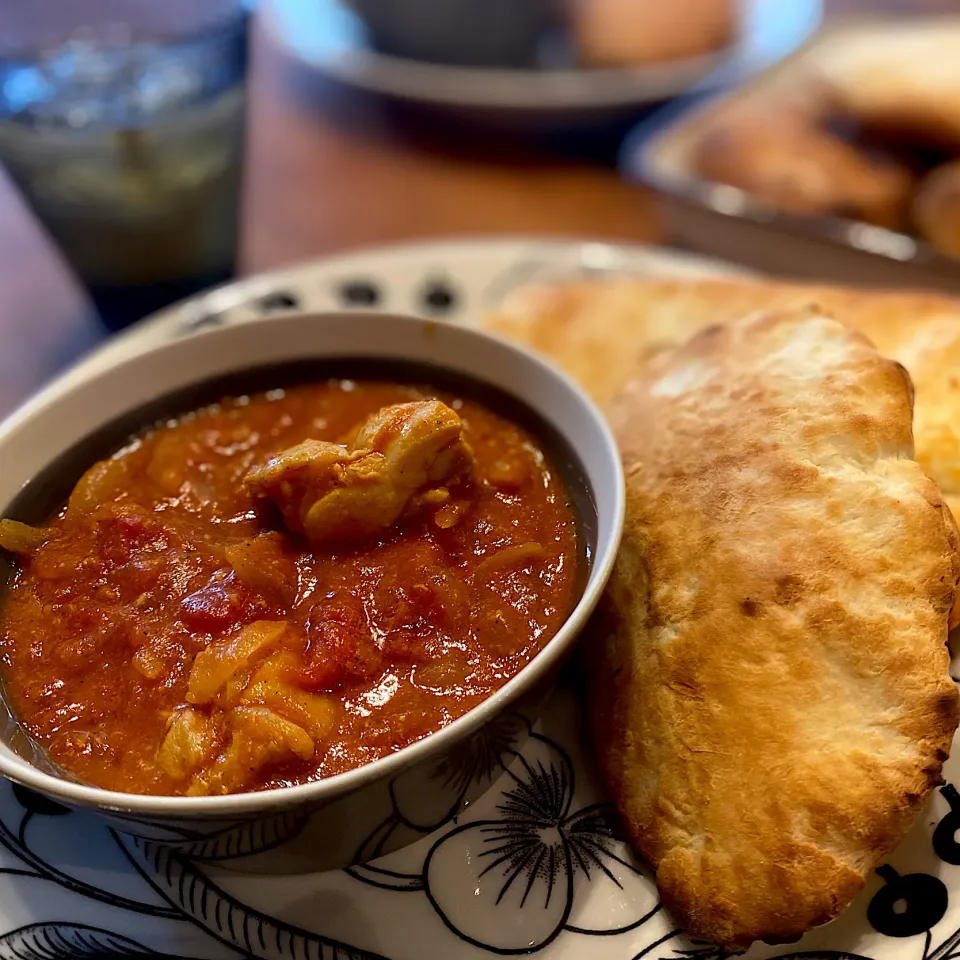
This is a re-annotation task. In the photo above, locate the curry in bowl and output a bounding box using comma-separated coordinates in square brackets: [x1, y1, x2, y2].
[0, 368, 583, 798]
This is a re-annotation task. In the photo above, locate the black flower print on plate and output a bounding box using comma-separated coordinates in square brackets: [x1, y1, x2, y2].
[350, 733, 659, 954]
[337, 280, 381, 308]
[179, 308, 229, 333]
[351, 712, 531, 864]
[935, 784, 960, 865]
[116, 834, 385, 960]
[419, 278, 459, 316]
[7, 734, 960, 958]
[11, 784, 70, 818]
[0, 778, 385, 959]
[256, 290, 301, 313]
[113, 808, 311, 862]
[635, 935, 726, 960]
[0, 923, 192, 960]
[869, 865, 949, 939]
[0, 783, 181, 920]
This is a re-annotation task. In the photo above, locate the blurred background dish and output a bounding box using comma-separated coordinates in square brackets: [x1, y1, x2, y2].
[348, 0, 737, 70]
[345, 0, 566, 68]
[689, 105, 915, 228]
[627, 15, 960, 292]
[262, 0, 822, 120]
[912, 159, 960, 259]
[0, 0, 824, 389]
[813, 24, 960, 152]
[571, 0, 737, 68]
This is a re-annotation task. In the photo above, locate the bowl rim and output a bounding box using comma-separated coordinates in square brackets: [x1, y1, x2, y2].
[0, 311, 625, 818]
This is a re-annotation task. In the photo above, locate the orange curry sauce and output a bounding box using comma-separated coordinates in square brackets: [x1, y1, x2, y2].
[0, 380, 580, 796]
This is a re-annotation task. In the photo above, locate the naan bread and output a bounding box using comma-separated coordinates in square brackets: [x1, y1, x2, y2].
[812, 27, 960, 150]
[587, 308, 960, 951]
[570, 0, 736, 67]
[482, 276, 960, 520]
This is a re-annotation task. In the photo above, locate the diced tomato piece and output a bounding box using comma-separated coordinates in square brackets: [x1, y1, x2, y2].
[372, 573, 467, 663]
[179, 575, 252, 633]
[115, 513, 147, 540]
[96, 505, 157, 565]
[299, 597, 382, 691]
[408, 582, 442, 620]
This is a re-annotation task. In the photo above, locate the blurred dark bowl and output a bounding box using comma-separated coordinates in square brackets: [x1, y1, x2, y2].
[346, 0, 564, 68]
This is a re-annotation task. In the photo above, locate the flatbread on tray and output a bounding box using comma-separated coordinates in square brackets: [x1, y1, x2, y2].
[590, 307, 960, 951]
[482, 276, 960, 520]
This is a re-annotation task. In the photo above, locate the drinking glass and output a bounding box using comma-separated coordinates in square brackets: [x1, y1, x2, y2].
[0, 0, 251, 331]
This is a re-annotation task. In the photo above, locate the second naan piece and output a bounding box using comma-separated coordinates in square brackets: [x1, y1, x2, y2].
[481, 276, 960, 521]
[590, 307, 960, 951]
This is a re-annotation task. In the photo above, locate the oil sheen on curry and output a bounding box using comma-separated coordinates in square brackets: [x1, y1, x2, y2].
[0, 380, 580, 797]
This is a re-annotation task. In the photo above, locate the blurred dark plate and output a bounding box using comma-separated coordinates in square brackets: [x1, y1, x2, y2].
[262, 0, 822, 131]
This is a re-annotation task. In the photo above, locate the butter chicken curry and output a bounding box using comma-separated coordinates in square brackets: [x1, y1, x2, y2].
[0, 379, 579, 796]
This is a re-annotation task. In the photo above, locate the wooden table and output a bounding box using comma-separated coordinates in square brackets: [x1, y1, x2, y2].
[0, 0, 937, 419]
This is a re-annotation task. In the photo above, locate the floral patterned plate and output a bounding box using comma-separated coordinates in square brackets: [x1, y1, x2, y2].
[1, 238, 957, 960]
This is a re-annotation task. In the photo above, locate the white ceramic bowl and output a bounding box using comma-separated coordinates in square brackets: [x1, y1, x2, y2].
[0, 311, 624, 872]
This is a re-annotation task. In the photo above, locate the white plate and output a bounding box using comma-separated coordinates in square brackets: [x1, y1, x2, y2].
[261, 0, 822, 117]
[1, 237, 957, 960]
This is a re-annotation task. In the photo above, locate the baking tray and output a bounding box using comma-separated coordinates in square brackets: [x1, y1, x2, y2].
[621, 16, 960, 294]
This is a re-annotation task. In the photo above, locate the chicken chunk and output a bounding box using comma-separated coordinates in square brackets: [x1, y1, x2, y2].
[186, 620, 289, 706]
[189, 706, 314, 796]
[243, 400, 475, 544]
[157, 707, 217, 782]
